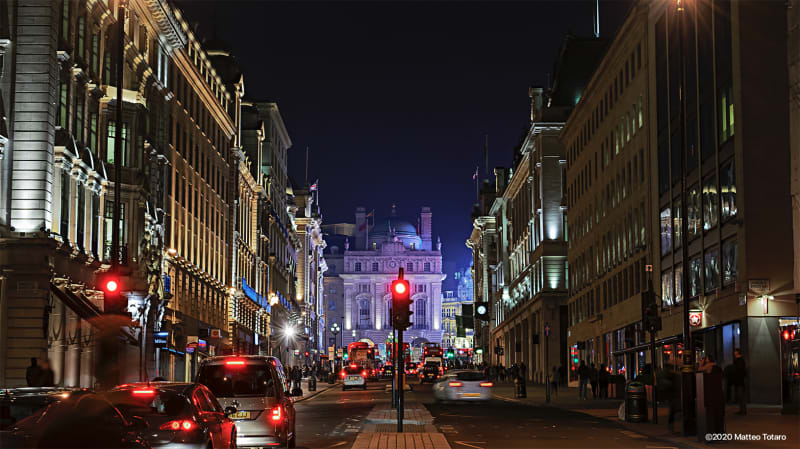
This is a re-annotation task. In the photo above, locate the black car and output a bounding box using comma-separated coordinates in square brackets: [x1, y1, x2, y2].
[2, 392, 150, 448]
[418, 364, 441, 384]
[381, 365, 394, 379]
[0, 387, 88, 431]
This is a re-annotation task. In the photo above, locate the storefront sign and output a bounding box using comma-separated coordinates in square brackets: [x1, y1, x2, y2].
[748, 279, 769, 293]
[210, 329, 221, 339]
[154, 331, 169, 348]
[689, 311, 703, 327]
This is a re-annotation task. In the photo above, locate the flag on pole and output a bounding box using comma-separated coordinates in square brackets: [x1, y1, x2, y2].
[472, 166, 479, 180]
[310, 179, 318, 191]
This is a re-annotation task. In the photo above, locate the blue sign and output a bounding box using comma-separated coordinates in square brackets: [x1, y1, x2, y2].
[242, 278, 271, 312]
[154, 331, 169, 347]
[544, 323, 551, 337]
[162, 275, 171, 294]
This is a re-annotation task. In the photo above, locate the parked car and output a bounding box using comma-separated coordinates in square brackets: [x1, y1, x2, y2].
[1, 392, 151, 448]
[433, 370, 493, 402]
[197, 356, 297, 448]
[108, 382, 236, 449]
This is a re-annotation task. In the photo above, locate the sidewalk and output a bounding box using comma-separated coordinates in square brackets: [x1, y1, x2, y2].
[494, 383, 800, 449]
[351, 401, 451, 449]
[292, 377, 340, 402]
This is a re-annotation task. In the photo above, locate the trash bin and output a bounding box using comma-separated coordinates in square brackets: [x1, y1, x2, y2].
[514, 377, 527, 398]
[328, 373, 335, 384]
[625, 381, 648, 423]
[309, 376, 317, 392]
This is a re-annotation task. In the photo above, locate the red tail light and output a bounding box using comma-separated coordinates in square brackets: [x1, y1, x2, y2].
[480, 382, 493, 387]
[132, 389, 155, 395]
[362, 371, 368, 377]
[160, 420, 195, 431]
[225, 359, 246, 366]
[340, 371, 346, 378]
[271, 406, 282, 422]
[448, 381, 463, 387]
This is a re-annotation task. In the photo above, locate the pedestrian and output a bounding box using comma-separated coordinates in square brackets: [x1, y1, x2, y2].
[26, 357, 42, 387]
[550, 366, 559, 396]
[723, 363, 735, 403]
[511, 363, 519, 381]
[598, 364, 609, 399]
[498, 365, 506, 383]
[733, 348, 747, 414]
[519, 362, 527, 382]
[578, 360, 589, 400]
[38, 359, 55, 387]
[666, 362, 681, 433]
[589, 363, 598, 399]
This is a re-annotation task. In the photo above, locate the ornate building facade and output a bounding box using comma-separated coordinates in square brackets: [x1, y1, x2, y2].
[336, 206, 443, 355]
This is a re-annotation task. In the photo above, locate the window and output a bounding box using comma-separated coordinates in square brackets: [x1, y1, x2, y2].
[424, 262, 431, 272]
[702, 174, 718, 231]
[358, 299, 370, 329]
[689, 257, 702, 298]
[660, 207, 671, 256]
[661, 270, 674, 307]
[372, 262, 379, 272]
[354, 262, 361, 272]
[722, 239, 738, 286]
[61, 0, 70, 41]
[60, 171, 70, 241]
[720, 161, 737, 220]
[406, 262, 413, 272]
[76, 184, 85, 250]
[103, 200, 126, 262]
[718, 85, 734, 142]
[414, 298, 427, 329]
[674, 264, 683, 304]
[58, 80, 68, 127]
[91, 194, 100, 257]
[687, 185, 701, 241]
[704, 247, 719, 292]
[106, 120, 128, 165]
[673, 199, 682, 248]
[77, 16, 85, 59]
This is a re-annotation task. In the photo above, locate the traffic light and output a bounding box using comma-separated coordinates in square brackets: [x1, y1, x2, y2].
[641, 291, 661, 331]
[475, 302, 490, 321]
[391, 278, 412, 330]
[304, 351, 310, 357]
[99, 270, 126, 314]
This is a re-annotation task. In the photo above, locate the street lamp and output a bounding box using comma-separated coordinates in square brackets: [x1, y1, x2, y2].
[330, 323, 340, 371]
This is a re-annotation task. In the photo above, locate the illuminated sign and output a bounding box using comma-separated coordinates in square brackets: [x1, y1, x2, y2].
[689, 311, 703, 327]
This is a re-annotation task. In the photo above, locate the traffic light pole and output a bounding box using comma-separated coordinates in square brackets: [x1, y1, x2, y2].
[397, 328, 404, 433]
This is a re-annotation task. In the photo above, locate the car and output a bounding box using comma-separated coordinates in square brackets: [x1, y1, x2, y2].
[380, 365, 394, 379]
[433, 370, 493, 402]
[404, 362, 419, 376]
[197, 356, 297, 448]
[340, 364, 368, 390]
[1, 391, 151, 448]
[0, 387, 89, 431]
[418, 363, 441, 384]
[108, 382, 236, 449]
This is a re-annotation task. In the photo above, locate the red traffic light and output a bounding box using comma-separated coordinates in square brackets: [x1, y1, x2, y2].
[394, 282, 406, 294]
[105, 279, 119, 293]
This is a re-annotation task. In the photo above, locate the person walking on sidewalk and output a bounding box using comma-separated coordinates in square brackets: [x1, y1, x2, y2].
[589, 363, 599, 399]
[519, 362, 527, 383]
[550, 366, 559, 396]
[26, 357, 42, 387]
[598, 364, 609, 399]
[578, 360, 589, 400]
[665, 362, 681, 433]
[733, 348, 747, 415]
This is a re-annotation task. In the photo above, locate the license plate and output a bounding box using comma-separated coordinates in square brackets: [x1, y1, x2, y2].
[347, 376, 360, 381]
[462, 393, 481, 398]
[231, 411, 251, 419]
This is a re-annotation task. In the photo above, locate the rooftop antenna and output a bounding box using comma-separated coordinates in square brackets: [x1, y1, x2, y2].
[593, 0, 600, 38]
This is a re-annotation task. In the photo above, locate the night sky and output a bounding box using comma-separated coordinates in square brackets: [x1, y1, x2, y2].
[177, 0, 631, 273]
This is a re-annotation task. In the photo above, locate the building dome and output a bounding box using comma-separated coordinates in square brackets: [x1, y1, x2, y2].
[369, 217, 422, 250]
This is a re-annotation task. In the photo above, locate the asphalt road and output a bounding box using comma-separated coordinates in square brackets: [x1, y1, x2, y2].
[294, 379, 686, 449]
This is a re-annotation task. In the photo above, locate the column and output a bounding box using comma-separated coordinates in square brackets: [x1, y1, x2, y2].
[64, 309, 81, 387]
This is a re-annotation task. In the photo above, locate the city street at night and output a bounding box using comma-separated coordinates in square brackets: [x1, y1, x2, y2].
[1, 0, 800, 447]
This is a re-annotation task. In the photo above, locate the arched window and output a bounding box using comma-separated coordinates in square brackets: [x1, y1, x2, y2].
[358, 299, 370, 329]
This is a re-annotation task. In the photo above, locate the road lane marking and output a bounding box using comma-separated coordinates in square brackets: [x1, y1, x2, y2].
[453, 441, 487, 449]
[327, 442, 347, 448]
[621, 430, 647, 439]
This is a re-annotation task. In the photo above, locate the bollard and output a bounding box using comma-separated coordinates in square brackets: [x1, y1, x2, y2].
[309, 376, 317, 392]
[625, 381, 648, 423]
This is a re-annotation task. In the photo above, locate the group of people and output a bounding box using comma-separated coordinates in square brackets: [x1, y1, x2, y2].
[575, 361, 610, 399]
[25, 357, 55, 387]
[481, 361, 528, 383]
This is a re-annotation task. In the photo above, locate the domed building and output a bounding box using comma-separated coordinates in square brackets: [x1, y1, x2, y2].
[323, 205, 444, 358]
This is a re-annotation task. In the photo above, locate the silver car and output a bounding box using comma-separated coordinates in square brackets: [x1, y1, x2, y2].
[197, 356, 297, 448]
[433, 370, 493, 402]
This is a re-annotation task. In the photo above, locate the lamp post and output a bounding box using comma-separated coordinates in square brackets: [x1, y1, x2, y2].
[676, 0, 696, 436]
[330, 322, 340, 371]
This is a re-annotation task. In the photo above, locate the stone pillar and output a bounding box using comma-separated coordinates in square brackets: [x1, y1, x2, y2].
[64, 308, 81, 387]
[47, 299, 66, 385]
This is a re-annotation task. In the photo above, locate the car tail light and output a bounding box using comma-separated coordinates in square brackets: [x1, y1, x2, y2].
[271, 406, 282, 422]
[448, 382, 463, 387]
[160, 420, 195, 431]
[340, 371, 346, 378]
[480, 382, 493, 387]
[132, 389, 155, 395]
[225, 359, 246, 366]
[362, 371, 368, 378]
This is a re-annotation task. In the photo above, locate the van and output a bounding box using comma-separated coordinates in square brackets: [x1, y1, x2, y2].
[197, 356, 297, 448]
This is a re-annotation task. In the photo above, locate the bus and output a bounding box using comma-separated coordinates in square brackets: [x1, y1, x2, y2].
[348, 342, 377, 377]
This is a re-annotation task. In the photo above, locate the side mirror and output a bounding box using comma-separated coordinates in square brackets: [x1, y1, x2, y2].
[224, 406, 237, 416]
[129, 416, 149, 430]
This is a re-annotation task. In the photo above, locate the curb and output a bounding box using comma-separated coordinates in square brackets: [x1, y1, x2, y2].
[293, 381, 340, 403]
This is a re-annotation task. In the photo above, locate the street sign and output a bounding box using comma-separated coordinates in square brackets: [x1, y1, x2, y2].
[749, 279, 769, 293]
[544, 323, 551, 337]
[210, 329, 221, 339]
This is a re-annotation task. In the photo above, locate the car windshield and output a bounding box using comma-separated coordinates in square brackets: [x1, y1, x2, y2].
[455, 371, 486, 382]
[344, 366, 363, 374]
[106, 389, 188, 417]
[197, 364, 275, 397]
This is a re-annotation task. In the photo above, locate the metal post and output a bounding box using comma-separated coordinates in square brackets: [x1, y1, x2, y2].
[677, 0, 696, 436]
[651, 329, 658, 424]
[392, 330, 397, 409]
[111, 1, 124, 270]
[397, 328, 404, 433]
[545, 333, 550, 403]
